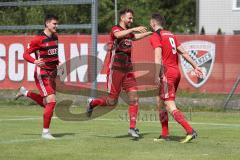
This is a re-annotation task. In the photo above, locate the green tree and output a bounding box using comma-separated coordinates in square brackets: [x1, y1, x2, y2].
[0, 0, 196, 34]
[98, 0, 196, 34]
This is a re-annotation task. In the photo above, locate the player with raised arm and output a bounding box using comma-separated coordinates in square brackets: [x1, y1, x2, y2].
[149, 13, 203, 143]
[15, 14, 59, 140]
[86, 8, 152, 138]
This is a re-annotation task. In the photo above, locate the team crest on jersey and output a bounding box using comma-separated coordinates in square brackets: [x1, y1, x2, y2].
[118, 39, 132, 49]
[180, 40, 216, 88]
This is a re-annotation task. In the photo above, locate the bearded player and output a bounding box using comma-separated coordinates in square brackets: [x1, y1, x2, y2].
[149, 13, 203, 143]
[86, 8, 152, 138]
[15, 14, 59, 140]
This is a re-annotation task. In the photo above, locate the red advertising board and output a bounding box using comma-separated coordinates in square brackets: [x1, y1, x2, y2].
[0, 35, 239, 93]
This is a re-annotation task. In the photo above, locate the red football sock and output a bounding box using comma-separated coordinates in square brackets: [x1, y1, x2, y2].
[172, 109, 193, 134]
[128, 104, 138, 129]
[43, 102, 56, 129]
[90, 97, 107, 107]
[159, 110, 169, 137]
[27, 91, 44, 107]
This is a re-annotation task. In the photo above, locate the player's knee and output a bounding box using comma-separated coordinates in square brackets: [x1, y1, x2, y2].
[165, 104, 177, 114]
[42, 99, 47, 106]
[106, 98, 118, 106]
[45, 94, 56, 103]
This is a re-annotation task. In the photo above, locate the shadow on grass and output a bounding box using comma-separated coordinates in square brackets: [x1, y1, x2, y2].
[95, 132, 152, 141]
[55, 100, 117, 121]
[95, 133, 187, 142]
[167, 135, 186, 142]
[23, 132, 76, 138]
[52, 133, 76, 137]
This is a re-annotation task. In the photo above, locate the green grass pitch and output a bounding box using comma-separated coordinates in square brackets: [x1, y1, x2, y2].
[0, 105, 240, 160]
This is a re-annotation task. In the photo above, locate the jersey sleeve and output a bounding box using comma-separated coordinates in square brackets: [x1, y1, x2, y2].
[150, 33, 162, 49]
[112, 26, 121, 33]
[23, 37, 40, 63]
[111, 26, 122, 39]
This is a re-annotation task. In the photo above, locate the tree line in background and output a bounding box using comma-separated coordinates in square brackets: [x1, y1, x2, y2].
[0, 0, 196, 35]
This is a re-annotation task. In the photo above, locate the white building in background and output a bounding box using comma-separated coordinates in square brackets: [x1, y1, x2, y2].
[198, 0, 240, 35]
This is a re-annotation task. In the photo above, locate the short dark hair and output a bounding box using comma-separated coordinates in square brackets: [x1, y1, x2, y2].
[44, 14, 58, 26]
[119, 8, 134, 17]
[151, 13, 166, 27]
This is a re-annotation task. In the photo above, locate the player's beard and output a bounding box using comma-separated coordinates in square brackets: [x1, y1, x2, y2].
[126, 23, 131, 29]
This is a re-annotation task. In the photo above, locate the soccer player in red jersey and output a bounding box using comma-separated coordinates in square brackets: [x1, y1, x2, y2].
[149, 13, 203, 143]
[15, 15, 59, 140]
[86, 8, 152, 138]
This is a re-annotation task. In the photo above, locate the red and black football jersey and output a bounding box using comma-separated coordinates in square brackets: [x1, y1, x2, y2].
[110, 25, 135, 56]
[24, 32, 59, 70]
[107, 25, 135, 73]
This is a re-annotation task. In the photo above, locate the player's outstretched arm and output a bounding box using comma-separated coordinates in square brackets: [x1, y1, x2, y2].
[113, 26, 147, 39]
[133, 31, 152, 41]
[177, 45, 203, 78]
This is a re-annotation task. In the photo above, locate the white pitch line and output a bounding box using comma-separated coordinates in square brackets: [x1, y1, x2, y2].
[0, 138, 41, 144]
[0, 117, 41, 121]
[0, 117, 240, 144]
[95, 118, 240, 128]
[0, 116, 240, 128]
[0, 117, 57, 122]
[0, 137, 74, 144]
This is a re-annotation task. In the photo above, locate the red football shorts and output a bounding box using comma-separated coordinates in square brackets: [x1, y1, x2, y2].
[34, 67, 57, 97]
[107, 69, 138, 99]
[159, 69, 181, 101]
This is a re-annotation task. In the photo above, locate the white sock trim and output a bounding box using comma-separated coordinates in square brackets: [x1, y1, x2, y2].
[24, 90, 29, 97]
[20, 86, 28, 96]
[42, 128, 49, 133]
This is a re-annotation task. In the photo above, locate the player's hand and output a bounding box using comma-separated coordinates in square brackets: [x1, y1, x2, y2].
[34, 59, 45, 67]
[133, 26, 147, 33]
[194, 66, 204, 78]
[148, 31, 153, 35]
